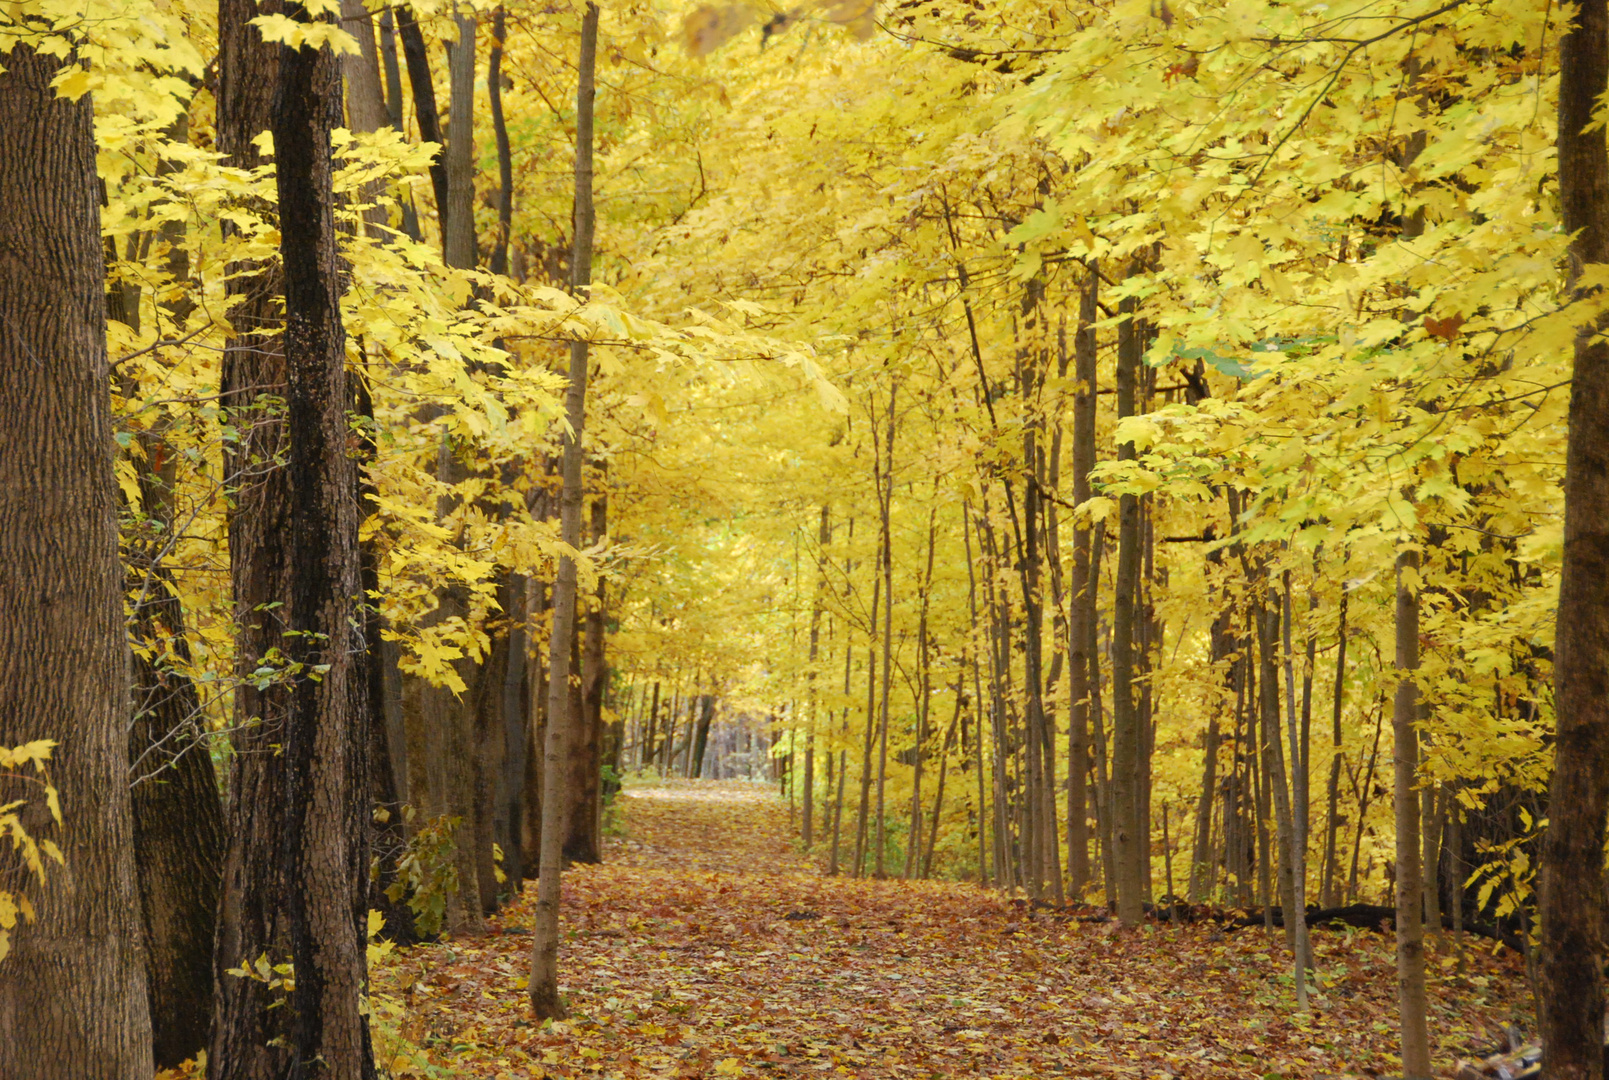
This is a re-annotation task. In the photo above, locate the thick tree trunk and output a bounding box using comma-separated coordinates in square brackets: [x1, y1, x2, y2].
[128, 566, 224, 1066]
[1540, 0, 1609, 1065]
[0, 42, 154, 1079]
[338, 0, 387, 132]
[211, 4, 376, 1075]
[529, 1, 597, 1019]
[106, 183, 228, 1067]
[442, 11, 477, 267]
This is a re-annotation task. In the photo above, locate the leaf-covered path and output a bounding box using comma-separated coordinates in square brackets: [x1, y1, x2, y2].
[372, 781, 1532, 1079]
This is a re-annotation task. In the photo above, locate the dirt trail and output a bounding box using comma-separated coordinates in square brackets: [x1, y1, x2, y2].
[371, 780, 1531, 1080]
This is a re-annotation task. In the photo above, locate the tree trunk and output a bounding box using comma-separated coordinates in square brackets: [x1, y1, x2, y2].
[106, 176, 227, 1068]
[1066, 268, 1096, 897]
[210, 4, 375, 1073]
[873, 387, 896, 878]
[1321, 592, 1348, 908]
[529, 2, 597, 1019]
[0, 41, 154, 1078]
[1110, 285, 1146, 927]
[488, 5, 514, 276]
[1538, 11, 1609, 1057]
[567, 489, 608, 864]
[1393, 549, 1433, 1079]
[338, 0, 388, 133]
[442, 11, 477, 267]
[395, 5, 449, 224]
[804, 506, 830, 850]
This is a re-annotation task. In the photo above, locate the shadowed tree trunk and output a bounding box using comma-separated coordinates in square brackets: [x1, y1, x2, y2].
[395, 5, 449, 223]
[1540, 0, 1609, 1068]
[0, 40, 154, 1079]
[209, 1, 375, 1074]
[104, 148, 227, 1067]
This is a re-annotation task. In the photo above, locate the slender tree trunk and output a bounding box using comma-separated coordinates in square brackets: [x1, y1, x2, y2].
[1393, 550, 1433, 1079]
[874, 387, 897, 878]
[1321, 592, 1348, 908]
[565, 486, 607, 863]
[853, 507, 882, 877]
[924, 680, 964, 877]
[395, 5, 450, 223]
[1189, 614, 1230, 903]
[529, 1, 597, 1021]
[488, 6, 514, 276]
[963, 510, 990, 886]
[1110, 287, 1145, 926]
[0, 42, 154, 1078]
[1067, 269, 1097, 897]
[804, 507, 830, 850]
[907, 508, 937, 878]
[378, 9, 404, 128]
[211, 6, 375, 1072]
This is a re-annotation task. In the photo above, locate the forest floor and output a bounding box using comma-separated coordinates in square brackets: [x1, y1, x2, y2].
[369, 780, 1533, 1080]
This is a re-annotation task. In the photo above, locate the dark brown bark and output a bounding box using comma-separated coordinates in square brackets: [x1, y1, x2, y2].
[0, 41, 153, 1078]
[1540, 0, 1609, 1065]
[395, 5, 450, 224]
[1110, 284, 1145, 926]
[689, 695, 715, 780]
[209, 3, 375, 1074]
[128, 542, 224, 1067]
[1067, 264, 1097, 896]
[107, 165, 226, 1067]
[489, 6, 514, 277]
[442, 11, 477, 266]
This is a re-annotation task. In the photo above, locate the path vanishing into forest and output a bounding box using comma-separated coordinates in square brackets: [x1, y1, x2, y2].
[370, 782, 1533, 1080]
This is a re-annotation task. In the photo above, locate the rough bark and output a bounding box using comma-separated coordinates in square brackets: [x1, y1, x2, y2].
[0, 41, 154, 1079]
[209, 4, 375, 1074]
[106, 162, 228, 1067]
[1540, 0, 1609, 1065]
